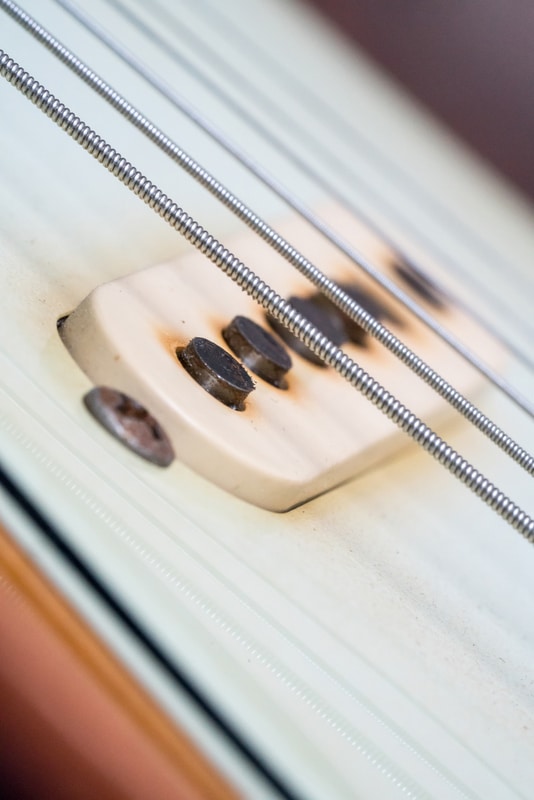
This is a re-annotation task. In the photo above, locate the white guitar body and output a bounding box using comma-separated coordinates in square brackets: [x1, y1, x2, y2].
[1, 1, 533, 797]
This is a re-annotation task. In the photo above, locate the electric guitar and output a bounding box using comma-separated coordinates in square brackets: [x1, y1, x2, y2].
[1, 1, 533, 797]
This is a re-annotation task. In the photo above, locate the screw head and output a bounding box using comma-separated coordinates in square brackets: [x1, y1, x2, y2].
[83, 387, 175, 467]
[223, 316, 292, 388]
[178, 337, 255, 410]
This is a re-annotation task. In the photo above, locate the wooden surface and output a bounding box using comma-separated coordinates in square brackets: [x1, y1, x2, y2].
[0, 521, 240, 800]
[306, 0, 534, 201]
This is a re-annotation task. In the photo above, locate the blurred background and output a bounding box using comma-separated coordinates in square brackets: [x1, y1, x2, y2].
[306, 0, 534, 203]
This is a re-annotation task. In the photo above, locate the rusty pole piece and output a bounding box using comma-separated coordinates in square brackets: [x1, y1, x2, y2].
[266, 295, 347, 367]
[222, 316, 292, 389]
[178, 337, 255, 411]
[393, 259, 447, 309]
[83, 387, 175, 467]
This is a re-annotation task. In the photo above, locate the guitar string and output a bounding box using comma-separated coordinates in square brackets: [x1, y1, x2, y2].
[105, 0, 534, 338]
[131, 0, 534, 358]
[186, 0, 534, 310]
[2, 50, 533, 541]
[3, 9, 532, 792]
[2, 7, 532, 792]
[3, 0, 533, 478]
[94, 0, 534, 359]
[50, 0, 534, 420]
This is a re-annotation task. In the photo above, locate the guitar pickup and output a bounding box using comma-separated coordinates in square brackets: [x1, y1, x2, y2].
[58, 208, 504, 511]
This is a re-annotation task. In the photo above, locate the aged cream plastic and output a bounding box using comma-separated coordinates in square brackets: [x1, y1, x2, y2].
[2, 0, 534, 797]
[59, 206, 504, 510]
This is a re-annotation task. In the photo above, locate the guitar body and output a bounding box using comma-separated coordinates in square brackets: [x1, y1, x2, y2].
[1, 1, 533, 797]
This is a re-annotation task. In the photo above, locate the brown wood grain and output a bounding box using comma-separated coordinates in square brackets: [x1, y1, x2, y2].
[0, 520, 241, 800]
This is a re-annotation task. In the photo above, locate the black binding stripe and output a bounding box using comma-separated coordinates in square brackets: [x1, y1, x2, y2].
[0, 459, 304, 800]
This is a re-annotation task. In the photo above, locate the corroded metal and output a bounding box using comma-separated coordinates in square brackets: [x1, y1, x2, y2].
[84, 387, 175, 466]
[223, 316, 291, 388]
[178, 337, 255, 410]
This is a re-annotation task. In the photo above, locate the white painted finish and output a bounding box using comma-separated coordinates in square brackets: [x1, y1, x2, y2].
[1, 1, 533, 797]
